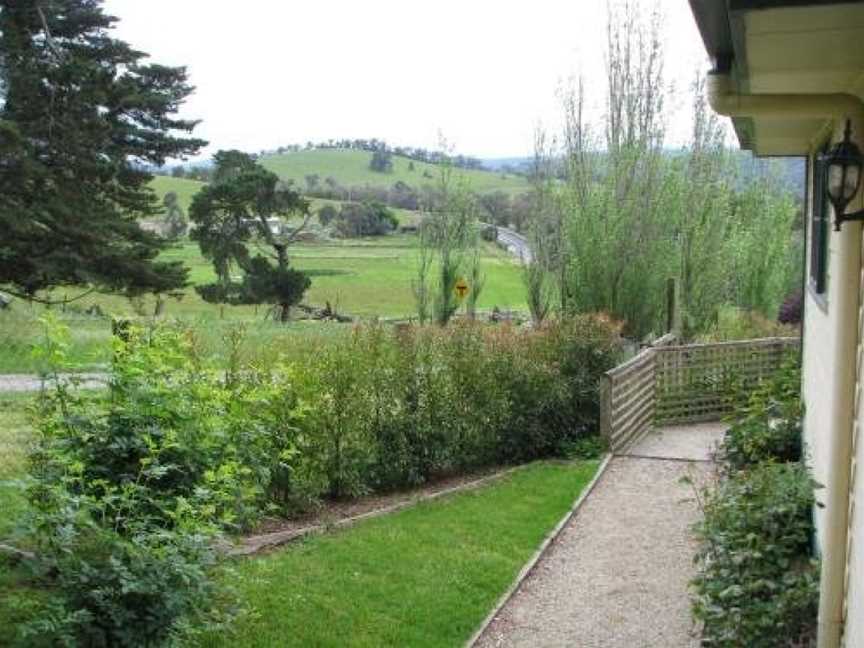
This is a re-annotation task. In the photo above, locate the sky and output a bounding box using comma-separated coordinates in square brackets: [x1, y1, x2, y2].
[102, 0, 709, 161]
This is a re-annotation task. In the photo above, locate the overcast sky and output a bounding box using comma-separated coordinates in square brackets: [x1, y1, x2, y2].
[102, 0, 708, 160]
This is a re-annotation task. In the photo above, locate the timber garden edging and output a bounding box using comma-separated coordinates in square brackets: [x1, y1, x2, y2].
[601, 336, 800, 453]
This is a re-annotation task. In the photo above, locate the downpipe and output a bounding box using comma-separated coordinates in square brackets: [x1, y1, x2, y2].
[708, 72, 863, 648]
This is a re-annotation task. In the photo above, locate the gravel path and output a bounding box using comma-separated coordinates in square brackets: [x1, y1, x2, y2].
[0, 373, 107, 393]
[476, 427, 718, 648]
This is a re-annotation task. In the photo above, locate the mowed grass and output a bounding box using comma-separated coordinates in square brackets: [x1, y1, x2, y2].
[202, 460, 599, 648]
[260, 148, 532, 195]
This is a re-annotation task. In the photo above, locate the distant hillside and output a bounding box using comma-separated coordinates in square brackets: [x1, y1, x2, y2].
[735, 154, 805, 200]
[258, 148, 532, 195]
[149, 176, 207, 212]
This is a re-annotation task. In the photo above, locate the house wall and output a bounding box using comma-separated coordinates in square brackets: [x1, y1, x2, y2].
[801, 120, 864, 647]
[802, 144, 836, 549]
[844, 201, 864, 647]
[847, 374, 864, 644]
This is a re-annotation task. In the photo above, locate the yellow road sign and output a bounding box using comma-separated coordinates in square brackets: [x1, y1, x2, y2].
[454, 278, 470, 300]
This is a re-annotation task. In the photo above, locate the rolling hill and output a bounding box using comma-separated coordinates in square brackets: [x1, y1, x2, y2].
[149, 175, 207, 212]
[258, 148, 532, 195]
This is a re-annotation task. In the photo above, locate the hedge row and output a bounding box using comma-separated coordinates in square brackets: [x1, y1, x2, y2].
[17, 315, 621, 646]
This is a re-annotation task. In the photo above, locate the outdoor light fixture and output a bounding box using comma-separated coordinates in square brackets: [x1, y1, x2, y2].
[824, 120, 864, 231]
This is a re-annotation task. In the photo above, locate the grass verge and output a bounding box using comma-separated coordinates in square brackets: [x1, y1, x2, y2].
[202, 460, 599, 648]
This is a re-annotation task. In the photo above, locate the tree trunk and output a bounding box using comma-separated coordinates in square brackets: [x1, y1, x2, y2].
[279, 303, 291, 322]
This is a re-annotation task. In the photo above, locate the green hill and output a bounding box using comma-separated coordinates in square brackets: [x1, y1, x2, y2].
[149, 175, 207, 212]
[259, 148, 531, 195]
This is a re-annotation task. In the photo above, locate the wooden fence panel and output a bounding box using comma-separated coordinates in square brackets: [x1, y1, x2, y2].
[600, 336, 799, 453]
[601, 334, 677, 452]
[653, 337, 799, 425]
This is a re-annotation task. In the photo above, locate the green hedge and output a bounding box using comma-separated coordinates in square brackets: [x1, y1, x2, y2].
[16, 314, 621, 646]
[691, 463, 819, 647]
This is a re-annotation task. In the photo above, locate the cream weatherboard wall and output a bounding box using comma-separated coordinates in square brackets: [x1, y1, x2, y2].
[802, 120, 864, 647]
[803, 144, 836, 550]
[845, 192, 864, 648]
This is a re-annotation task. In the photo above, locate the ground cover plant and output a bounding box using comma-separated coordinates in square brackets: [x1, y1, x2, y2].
[691, 359, 819, 647]
[2, 313, 618, 644]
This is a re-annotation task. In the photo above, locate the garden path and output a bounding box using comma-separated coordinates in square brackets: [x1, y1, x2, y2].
[474, 423, 722, 648]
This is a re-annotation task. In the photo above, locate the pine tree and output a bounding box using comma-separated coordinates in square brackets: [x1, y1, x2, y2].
[190, 151, 311, 322]
[0, 0, 205, 300]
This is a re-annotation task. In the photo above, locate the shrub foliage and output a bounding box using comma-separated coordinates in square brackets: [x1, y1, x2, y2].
[691, 357, 819, 647]
[19, 314, 621, 644]
[718, 358, 803, 471]
[691, 463, 819, 647]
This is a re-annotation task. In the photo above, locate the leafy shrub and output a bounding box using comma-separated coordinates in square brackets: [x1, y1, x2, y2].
[333, 202, 398, 237]
[691, 462, 819, 647]
[19, 314, 621, 642]
[777, 290, 802, 325]
[283, 316, 622, 501]
[19, 317, 304, 645]
[698, 307, 798, 342]
[719, 358, 802, 470]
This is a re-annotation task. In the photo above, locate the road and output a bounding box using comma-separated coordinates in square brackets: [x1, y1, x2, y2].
[479, 223, 532, 264]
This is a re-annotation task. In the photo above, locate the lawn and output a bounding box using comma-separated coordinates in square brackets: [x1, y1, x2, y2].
[259, 148, 533, 195]
[0, 235, 526, 373]
[203, 460, 598, 648]
[0, 395, 600, 647]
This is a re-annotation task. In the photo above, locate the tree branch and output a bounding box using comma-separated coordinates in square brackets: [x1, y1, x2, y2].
[36, 4, 63, 60]
[1, 287, 98, 306]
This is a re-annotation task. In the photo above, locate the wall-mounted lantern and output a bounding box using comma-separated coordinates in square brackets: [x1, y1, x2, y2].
[824, 120, 864, 231]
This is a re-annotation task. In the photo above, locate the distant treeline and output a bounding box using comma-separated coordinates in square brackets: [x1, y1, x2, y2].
[303, 177, 537, 232]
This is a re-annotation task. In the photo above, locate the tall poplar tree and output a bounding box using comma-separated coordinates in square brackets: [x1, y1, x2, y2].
[0, 0, 205, 300]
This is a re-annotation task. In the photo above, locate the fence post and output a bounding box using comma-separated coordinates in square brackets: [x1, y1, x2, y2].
[600, 373, 612, 445]
[666, 277, 677, 335]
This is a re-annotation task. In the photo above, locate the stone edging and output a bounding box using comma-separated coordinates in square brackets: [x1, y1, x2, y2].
[464, 452, 614, 648]
[228, 464, 529, 557]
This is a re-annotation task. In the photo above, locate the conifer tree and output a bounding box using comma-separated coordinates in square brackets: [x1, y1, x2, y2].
[190, 151, 311, 322]
[0, 0, 205, 300]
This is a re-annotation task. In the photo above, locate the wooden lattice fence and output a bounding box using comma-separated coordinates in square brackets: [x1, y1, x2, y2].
[653, 337, 799, 425]
[601, 336, 800, 453]
[600, 334, 676, 453]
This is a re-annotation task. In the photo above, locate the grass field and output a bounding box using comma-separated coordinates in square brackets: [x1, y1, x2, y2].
[0, 235, 527, 372]
[259, 148, 533, 195]
[149, 175, 207, 212]
[0, 397, 598, 647]
[148, 176, 421, 227]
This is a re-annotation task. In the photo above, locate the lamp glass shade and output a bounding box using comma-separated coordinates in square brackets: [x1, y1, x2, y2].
[828, 160, 861, 203]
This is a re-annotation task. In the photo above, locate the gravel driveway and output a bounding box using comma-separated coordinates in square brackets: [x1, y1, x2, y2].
[475, 425, 719, 648]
